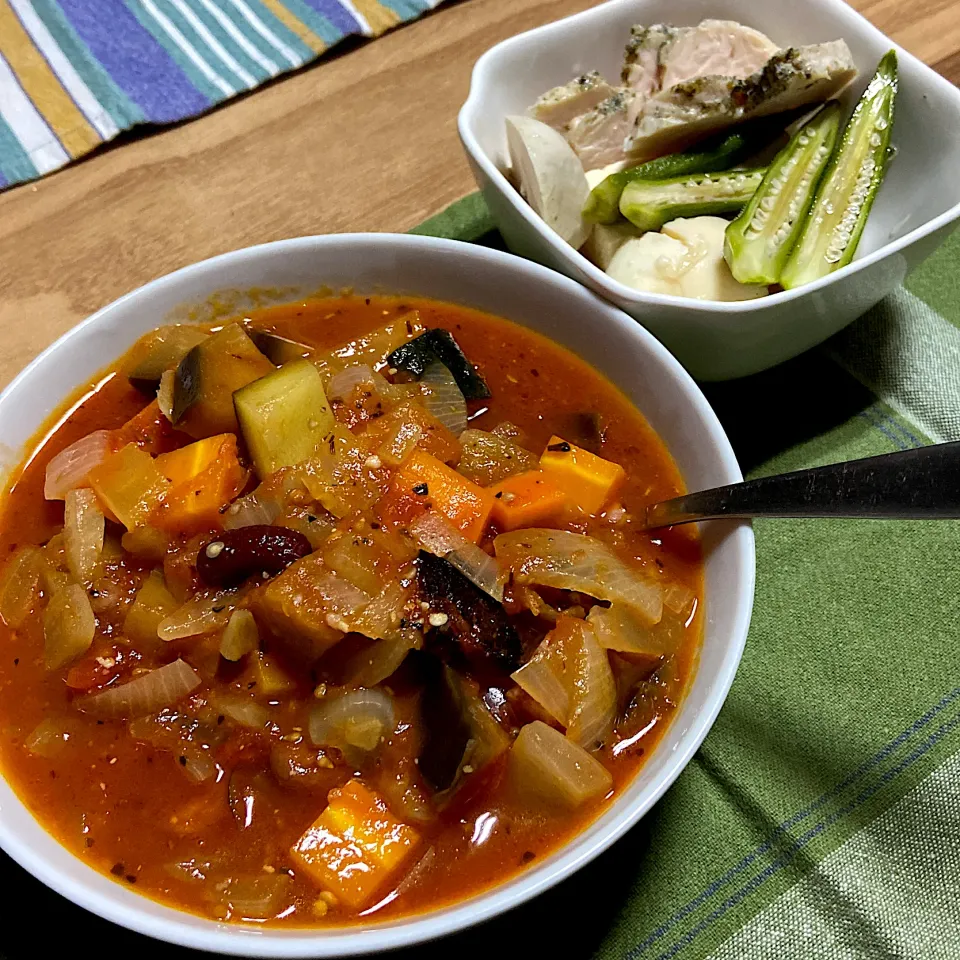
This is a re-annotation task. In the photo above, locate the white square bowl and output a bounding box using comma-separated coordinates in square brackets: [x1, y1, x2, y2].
[458, 0, 960, 380]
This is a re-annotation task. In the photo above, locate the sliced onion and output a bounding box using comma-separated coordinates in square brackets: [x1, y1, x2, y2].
[342, 629, 423, 687]
[350, 581, 410, 641]
[662, 581, 696, 618]
[410, 513, 505, 602]
[222, 489, 281, 531]
[309, 689, 395, 753]
[296, 572, 372, 638]
[565, 620, 616, 751]
[326, 363, 376, 400]
[212, 694, 270, 730]
[421, 361, 467, 436]
[63, 488, 105, 584]
[182, 751, 216, 784]
[43, 584, 95, 670]
[214, 873, 292, 921]
[457, 429, 537, 486]
[494, 529, 663, 624]
[0, 544, 44, 628]
[511, 626, 572, 725]
[588, 603, 674, 657]
[44, 430, 113, 500]
[25, 717, 75, 759]
[507, 720, 613, 811]
[79, 659, 201, 719]
[158, 592, 235, 642]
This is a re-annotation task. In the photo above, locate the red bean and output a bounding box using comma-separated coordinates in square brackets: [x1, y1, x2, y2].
[196, 525, 311, 587]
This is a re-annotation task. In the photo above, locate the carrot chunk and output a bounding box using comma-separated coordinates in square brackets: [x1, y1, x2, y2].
[291, 779, 420, 908]
[152, 434, 247, 533]
[538, 436, 626, 515]
[378, 450, 493, 542]
[111, 399, 180, 455]
[490, 470, 567, 531]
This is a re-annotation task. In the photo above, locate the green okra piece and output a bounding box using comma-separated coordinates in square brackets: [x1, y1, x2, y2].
[618, 168, 767, 233]
[781, 51, 898, 290]
[724, 102, 842, 285]
[583, 123, 780, 225]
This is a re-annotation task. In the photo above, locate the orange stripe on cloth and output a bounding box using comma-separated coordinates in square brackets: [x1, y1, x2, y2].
[257, 0, 328, 54]
[0, 0, 100, 158]
[351, 0, 401, 36]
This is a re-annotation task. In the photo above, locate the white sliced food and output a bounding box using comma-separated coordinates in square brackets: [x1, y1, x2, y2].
[661, 217, 767, 301]
[507, 115, 591, 249]
[606, 232, 689, 296]
[606, 216, 767, 301]
[625, 40, 857, 159]
[622, 20, 777, 96]
[660, 20, 778, 89]
[531, 71, 618, 131]
[564, 90, 642, 170]
[584, 159, 630, 191]
[581, 222, 641, 270]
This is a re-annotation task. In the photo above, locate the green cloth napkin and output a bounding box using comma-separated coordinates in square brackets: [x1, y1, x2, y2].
[1, 198, 957, 960]
[410, 196, 960, 960]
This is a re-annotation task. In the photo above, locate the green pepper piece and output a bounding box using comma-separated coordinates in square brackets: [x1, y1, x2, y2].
[618, 168, 767, 233]
[780, 51, 898, 290]
[584, 123, 779, 225]
[724, 103, 842, 286]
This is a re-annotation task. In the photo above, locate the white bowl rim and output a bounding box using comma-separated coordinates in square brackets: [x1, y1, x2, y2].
[0, 232, 755, 957]
[458, 0, 960, 314]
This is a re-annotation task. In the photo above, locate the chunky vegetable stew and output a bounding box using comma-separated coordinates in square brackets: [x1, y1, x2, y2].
[0, 295, 702, 925]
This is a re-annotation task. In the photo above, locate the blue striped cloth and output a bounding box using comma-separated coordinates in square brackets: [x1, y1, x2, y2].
[0, 0, 445, 190]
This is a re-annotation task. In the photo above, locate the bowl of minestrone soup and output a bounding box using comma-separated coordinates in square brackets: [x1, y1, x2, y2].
[0, 234, 753, 955]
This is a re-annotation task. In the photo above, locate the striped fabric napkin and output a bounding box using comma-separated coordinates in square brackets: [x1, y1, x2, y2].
[0, 0, 443, 190]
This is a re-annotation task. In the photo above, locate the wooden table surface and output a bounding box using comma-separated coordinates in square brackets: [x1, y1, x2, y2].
[0, 0, 956, 390]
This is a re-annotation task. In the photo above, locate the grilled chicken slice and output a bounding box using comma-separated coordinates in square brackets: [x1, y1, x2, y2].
[660, 20, 779, 88]
[564, 89, 644, 171]
[625, 40, 857, 159]
[621, 24, 679, 97]
[532, 71, 618, 131]
[622, 20, 777, 95]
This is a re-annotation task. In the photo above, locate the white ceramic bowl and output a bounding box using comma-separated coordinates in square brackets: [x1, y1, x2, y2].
[459, 0, 960, 381]
[0, 235, 754, 956]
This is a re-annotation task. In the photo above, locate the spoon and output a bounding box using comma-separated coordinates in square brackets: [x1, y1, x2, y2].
[643, 440, 960, 529]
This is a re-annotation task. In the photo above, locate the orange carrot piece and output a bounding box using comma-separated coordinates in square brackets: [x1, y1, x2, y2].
[539, 436, 626, 515]
[378, 450, 493, 542]
[291, 779, 420, 908]
[490, 470, 567, 531]
[111, 399, 180, 456]
[152, 434, 246, 533]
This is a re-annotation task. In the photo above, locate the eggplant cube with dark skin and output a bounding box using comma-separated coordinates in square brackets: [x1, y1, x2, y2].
[416, 551, 521, 673]
[386, 329, 491, 400]
[171, 323, 275, 439]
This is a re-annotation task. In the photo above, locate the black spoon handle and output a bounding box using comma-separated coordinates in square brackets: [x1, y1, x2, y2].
[644, 440, 960, 529]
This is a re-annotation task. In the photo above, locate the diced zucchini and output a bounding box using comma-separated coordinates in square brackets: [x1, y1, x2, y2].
[125, 325, 208, 391]
[233, 359, 335, 477]
[781, 51, 898, 289]
[171, 323, 274, 438]
[247, 328, 313, 365]
[387, 329, 490, 400]
[724, 103, 841, 285]
[619, 168, 767, 233]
